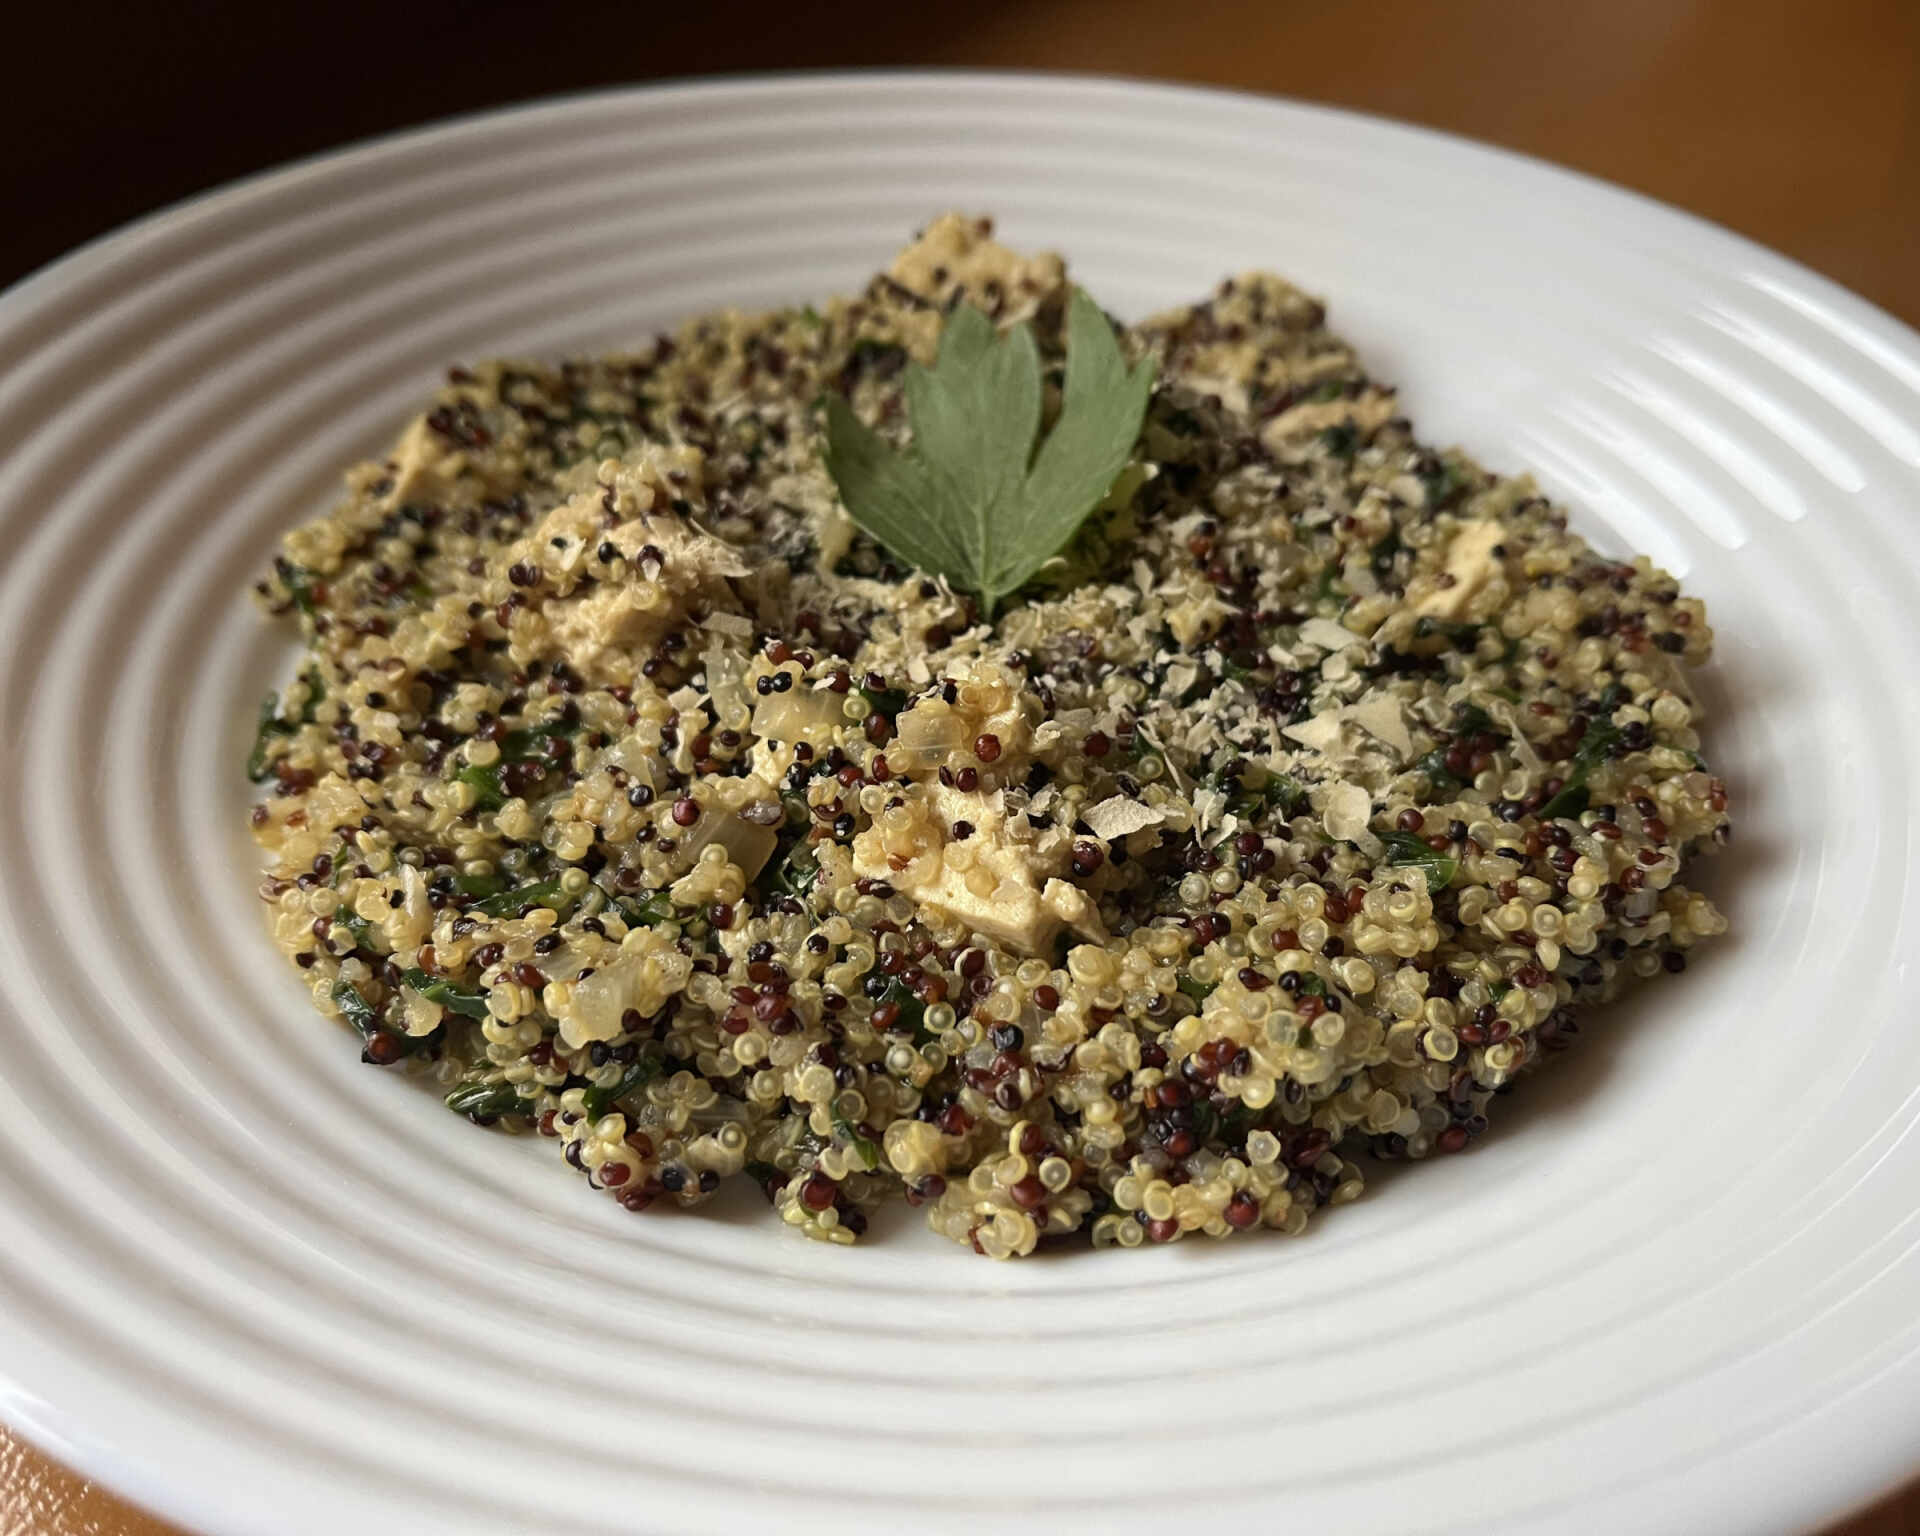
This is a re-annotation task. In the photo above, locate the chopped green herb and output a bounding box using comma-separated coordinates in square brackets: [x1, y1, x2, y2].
[1539, 702, 1628, 819]
[401, 969, 491, 1021]
[1320, 422, 1358, 458]
[469, 876, 573, 918]
[831, 1108, 881, 1171]
[281, 564, 320, 617]
[581, 1052, 662, 1121]
[854, 683, 910, 718]
[1419, 457, 1469, 510]
[1226, 773, 1302, 824]
[1381, 829, 1457, 892]
[445, 1078, 529, 1119]
[1453, 702, 1499, 739]
[609, 890, 676, 927]
[332, 980, 437, 1058]
[454, 761, 506, 812]
[765, 843, 819, 902]
[1177, 975, 1217, 1004]
[246, 691, 297, 782]
[1369, 526, 1403, 579]
[873, 975, 932, 1045]
[331, 978, 379, 1036]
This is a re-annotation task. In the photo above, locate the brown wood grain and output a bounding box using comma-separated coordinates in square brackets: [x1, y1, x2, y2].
[4, 1, 1916, 1531]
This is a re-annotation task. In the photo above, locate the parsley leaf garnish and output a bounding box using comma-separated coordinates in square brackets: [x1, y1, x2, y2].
[822, 288, 1154, 616]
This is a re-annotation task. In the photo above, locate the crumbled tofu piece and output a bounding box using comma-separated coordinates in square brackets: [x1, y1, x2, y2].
[383, 416, 463, 507]
[1042, 879, 1109, 943]
[529, 483, 749, 681]
[849, 782, 1070, 955]
[1166, 591, 1235, 645]
[1259, 389, 1400, 452]
[1409, 519, 1507, 619]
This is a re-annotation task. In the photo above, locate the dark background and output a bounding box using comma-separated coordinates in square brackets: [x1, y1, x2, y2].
[4, 3, 1919, 1534]
[5, 0, 1919, 324]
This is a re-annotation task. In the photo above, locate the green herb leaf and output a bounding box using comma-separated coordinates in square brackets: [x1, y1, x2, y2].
[1177, 975, 1217, 1004]
[445, 1078, 530, 1119]
[831, 1108, 882, 1171]
[454, 761, 506, 813]
[246, 691, 296, 782]
[331, 978, 379, 1036]
[581, 1052, 662, 1121]
[1538, 696, 1627, 820]
[469, 876, 573, 918]
[1381, 829, 1457, 892]
[822, 288, 1153, 616]
[332, 979, 437, 1058]
[401, 968, 492, 1020]
[871, 975, 933, 1045]
[609, 890, 677, 927]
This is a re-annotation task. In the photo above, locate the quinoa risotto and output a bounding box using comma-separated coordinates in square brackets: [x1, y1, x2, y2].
[247, 215, 1730, 1259]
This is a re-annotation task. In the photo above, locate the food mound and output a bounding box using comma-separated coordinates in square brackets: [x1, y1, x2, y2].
[248, 215, 1729, 1258]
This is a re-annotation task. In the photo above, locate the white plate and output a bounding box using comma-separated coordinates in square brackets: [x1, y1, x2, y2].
[1, 73, 1917, 1536]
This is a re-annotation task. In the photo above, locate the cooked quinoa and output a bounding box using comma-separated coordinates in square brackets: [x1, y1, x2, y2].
[247, 214, 1730, 1258]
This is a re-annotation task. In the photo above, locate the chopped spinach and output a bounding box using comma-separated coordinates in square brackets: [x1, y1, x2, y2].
[401, 968, 491, 1021]
[454, 761, 506, 812]
[609, 890, 677, 927]
[1369, 526, 1404, 580]
[1226, 770, 1304, 823]
[855, 682, 910, 718]
[245, 691, 298, 782]
[1381, 829, 1457, 892]
[831, 1108, 881, 1171]
[1418, 457, 1469, 510]
[445, 1078, 530, 1119]
[1538, 698, 1628, 820]
[331, 978, 379, 1036]
[873, 975, 932, 1045]
[332, 979, 436, 1058]
[1320, 422, 1358, 458]
[581, 1051, 662, 1121]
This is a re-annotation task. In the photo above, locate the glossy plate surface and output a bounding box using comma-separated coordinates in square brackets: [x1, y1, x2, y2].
[1, 73, 1917, 1536]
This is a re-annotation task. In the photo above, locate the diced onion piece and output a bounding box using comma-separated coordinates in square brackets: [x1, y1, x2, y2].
[892, 705, 968, 772]
[678, 810, 778, 879]
[562, 942, 693, 1048]
[750, 687, 847, 743]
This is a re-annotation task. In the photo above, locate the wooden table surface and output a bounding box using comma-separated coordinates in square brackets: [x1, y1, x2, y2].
[5, 1, 1917, 1530]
